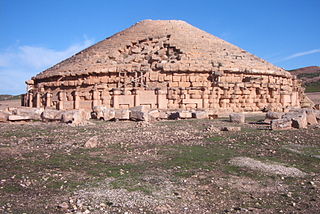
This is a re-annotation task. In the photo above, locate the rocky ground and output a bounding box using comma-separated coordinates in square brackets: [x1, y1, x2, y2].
[0, 114, 319, 213]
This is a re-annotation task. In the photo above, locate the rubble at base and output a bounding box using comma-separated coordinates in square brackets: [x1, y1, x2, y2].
[1, 104, 319, 130]
[268, 108, 319, 130]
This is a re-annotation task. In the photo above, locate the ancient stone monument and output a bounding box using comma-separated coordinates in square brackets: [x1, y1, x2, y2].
[22, 20, 304, 112]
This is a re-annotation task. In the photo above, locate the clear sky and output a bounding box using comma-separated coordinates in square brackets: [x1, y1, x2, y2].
[0, 0, 319, 94]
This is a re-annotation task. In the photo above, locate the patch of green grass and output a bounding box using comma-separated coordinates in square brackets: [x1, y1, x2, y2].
[162, 144, 235, 177]
[297, 72, 320, 79]
[222, 163, 273, 180]
[301, 147, 320, 156]
[0, 94, 21, 101]
[0, 127, 54, 138]
[2, 184, 24, 193]
[305, 81, 320, 92]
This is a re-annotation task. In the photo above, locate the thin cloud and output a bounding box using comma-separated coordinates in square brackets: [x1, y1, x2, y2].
[0, 39, 94, 94]
[277, 49, 320, 62]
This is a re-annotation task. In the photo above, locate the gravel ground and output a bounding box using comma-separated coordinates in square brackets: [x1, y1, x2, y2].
[0, 113, 320, 213]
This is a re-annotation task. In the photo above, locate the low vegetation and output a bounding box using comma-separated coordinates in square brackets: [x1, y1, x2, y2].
[0, 118, 319, 213]
[0, 94, 22, 101]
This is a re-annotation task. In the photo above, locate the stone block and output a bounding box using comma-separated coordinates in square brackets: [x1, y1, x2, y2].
[12, 107, 44, 121]
[305, 109, 318, 125]
[172, 76, 181, 82]
[168, 111, 192, 120]
[315, 110, 320, 121]
[266, 111, 284, 120]
[283, 111, 307, 129]
[8, 115, 31, 121]
[41, 109, 65, 121]
[0, 111, 10, 122]
[61, 109, 90, 125]
[292, 117, 308, 129]
[229, 113, 245, 123]
[92, 106, 115, 121]
[158, 111, 169, 120]
[178, 111, 192, 119]
[271, 118, 292, 130]
[129, 105, 150, 121]
[115, 109, 130, 120]
[130, 110, 149, 121]
[148, 109, 160, 120]
[192, 111, 208, 119]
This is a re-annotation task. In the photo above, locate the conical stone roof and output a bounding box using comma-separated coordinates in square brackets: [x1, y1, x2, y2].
[34, 20, 290, 80]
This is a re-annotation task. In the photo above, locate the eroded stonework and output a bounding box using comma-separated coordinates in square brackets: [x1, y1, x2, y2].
[23, 20, 304, 112]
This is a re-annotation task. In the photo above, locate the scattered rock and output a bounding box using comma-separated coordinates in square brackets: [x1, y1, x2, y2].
[84, 136, 100, 148]
[229, 113, 245, 123]
[206, 125, 220, 132]
[230, 157, 307, 177]
[221, 126, 241, 132]
[208, 114, 218, 119]
[135, 121, 151, 128]
[58, 202, 69, 210]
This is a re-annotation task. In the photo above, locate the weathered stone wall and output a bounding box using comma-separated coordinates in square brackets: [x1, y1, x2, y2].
[22, 20, 304, 112]
[23, 69, 303, 112]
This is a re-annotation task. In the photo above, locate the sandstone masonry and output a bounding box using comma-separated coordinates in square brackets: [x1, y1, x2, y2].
[22, 20, 304, 112]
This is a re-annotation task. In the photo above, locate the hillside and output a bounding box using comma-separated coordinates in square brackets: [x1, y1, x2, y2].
[289, 66, 320, 92]
[0, 94, 22, 101]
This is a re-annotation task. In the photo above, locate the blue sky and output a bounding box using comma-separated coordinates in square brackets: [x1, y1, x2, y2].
[0, 0, 319, 95]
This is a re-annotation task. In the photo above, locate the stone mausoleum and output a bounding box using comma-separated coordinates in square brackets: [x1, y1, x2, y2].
[23, 20, 304, 112]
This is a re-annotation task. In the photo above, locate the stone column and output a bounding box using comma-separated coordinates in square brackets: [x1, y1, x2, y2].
[101, 90, 111, 108]
[58, 91, 65, 110]
[179, 88, 186, 109]
[74, 91, 80, 109]
[280, 92, 291, 107]
[45, 92, 52, 108]
[202, 88, 209, 109]
[35, 92, 41, 108]
[28, 92, 33, 107]
[112, 89, 121, 109]
[134, 89, 140, 107]
[92, 90, 100, 107]
[156, 88, 167, 109]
